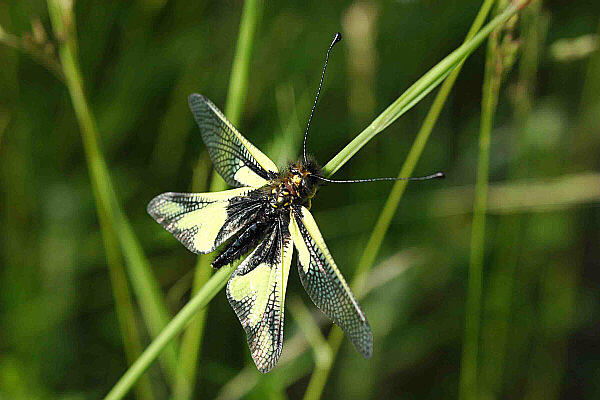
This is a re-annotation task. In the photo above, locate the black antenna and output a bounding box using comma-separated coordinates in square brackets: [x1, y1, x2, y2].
[313, 172, 445, 184]
[303, 32, 342, 164]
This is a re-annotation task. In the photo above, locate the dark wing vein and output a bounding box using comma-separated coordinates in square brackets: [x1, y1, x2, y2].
[289, 205, 373, 358]
[189, 94, 278, 187]
[226, 215, 293, 372]
[147, 188, 266, 255]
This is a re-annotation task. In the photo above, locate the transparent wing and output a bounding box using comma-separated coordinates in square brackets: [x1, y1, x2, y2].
[189, 94, 278, 187]
[226, 218, 293, 372]
[289, 206, 372, 358]
[147, 188, 266, 254]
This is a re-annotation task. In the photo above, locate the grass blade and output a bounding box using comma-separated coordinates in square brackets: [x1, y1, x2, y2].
[47, 0, 178, 383]
[459, 8, 506, 399]
[480, 2, 544, 396]
[224, 0, 262, 126]
[172, 1, 263, 399]
[301, 1, 499, 398]
[106, 244, 157, 400]
[323, 1, 520, 177]
[104, 264, 237, 400]
[102, 3, 528, 399]
[289, 296, 332, 374]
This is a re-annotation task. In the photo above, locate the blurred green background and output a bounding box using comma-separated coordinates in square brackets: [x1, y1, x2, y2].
[1, 0, 599, 399]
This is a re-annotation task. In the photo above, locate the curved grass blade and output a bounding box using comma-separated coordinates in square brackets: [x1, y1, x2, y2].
[303, 1, 507, 399]
[459, 8, 507, 399]
[104, 264, 237, 400]
[172, 0, 263, 398]
[47, 0, 178, 384]
[323, 1, 521, 177]
[102, 3, 527, 399]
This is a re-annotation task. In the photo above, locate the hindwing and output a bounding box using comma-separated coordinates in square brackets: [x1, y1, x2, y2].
[289, 205, 373, 358]
[226, 217, 293, 373]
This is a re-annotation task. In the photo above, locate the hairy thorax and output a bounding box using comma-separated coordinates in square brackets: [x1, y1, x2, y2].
[212, 160, 322, 269]
[268, 161, 321, 211]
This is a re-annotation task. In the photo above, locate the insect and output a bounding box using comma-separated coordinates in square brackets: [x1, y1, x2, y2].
[148, 32, 444, 373]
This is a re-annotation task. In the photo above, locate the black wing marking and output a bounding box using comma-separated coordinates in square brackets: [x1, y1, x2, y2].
[147, 188, 267, 254]
[226, 216, 293, 372]
[189, 94, 278, 187]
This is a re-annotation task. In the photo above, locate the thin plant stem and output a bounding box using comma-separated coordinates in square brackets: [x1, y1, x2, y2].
[170, 257, 211, 400]
[352, 0, 497, 297]
[0, 23, 65, 81]
[104, 264, 237, 400]
[322, 1, 520, 178]
[459, 13, 504, 400]
[106, 243, 157, 400]
[289, 296, 332, 372]
[172, 1, 263, 399]
[217, 249, 427, 400]
[480, 2, 544, 396]
[46, 0, 178, 384]
[225, 0, 262, 126]
[302, 1, 498, 399]
[215, 169, 600, 399]
[102, 3, 527, 398]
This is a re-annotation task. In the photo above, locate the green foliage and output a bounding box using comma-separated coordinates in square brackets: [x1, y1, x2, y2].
[1, 1, 599, 399]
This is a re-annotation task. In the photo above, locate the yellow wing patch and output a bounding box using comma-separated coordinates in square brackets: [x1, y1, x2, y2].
[147, 187, 253, 254]
[290, 206, 373, 359]
[203, 98, 278, 175]
[228, 263, 272, 327]
[233, 166, 271, 188]
[189, 94, 278, 187]
[226, 225, 293, 373]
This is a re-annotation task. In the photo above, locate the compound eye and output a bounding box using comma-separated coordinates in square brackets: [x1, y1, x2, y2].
[302, 179, 317, 198]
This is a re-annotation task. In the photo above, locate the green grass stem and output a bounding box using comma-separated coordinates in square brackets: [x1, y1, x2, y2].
[289, 296, 332, 371]
[104, 264, 237, 400]
[221, 249, 424, 399]
[459, 12, 504, 400]
[105, 245, 157, 400]
[224, 0, 262, 126]
[170, 257, 212, 400]
[102, 2, 525, 399]
[480, 2, 544, 396]
[172, 1, 263, 399]
[47, 0, 178, 384]
[322, 1, 519, 178]
[302, 1, 498, 398]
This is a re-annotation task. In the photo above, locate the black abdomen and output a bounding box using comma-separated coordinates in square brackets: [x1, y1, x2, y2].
[212, 218, 273, 268]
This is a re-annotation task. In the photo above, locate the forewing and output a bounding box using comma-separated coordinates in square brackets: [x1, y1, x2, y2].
[289, 206, 373, 358]
[147, 187, 265, 254]
[189, 94, 278, 187]
[226, 218, 293, 372]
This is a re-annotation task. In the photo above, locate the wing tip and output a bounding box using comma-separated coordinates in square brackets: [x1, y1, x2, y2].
[188, 93, 204, 105]
[146, 192, 165, 219]
[256, 361, 276, 374]
[361, 334, 374, 360]
[351, 322, 373, 359]
[146, 192, 176, 220]
[252, 349, 281, 374]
